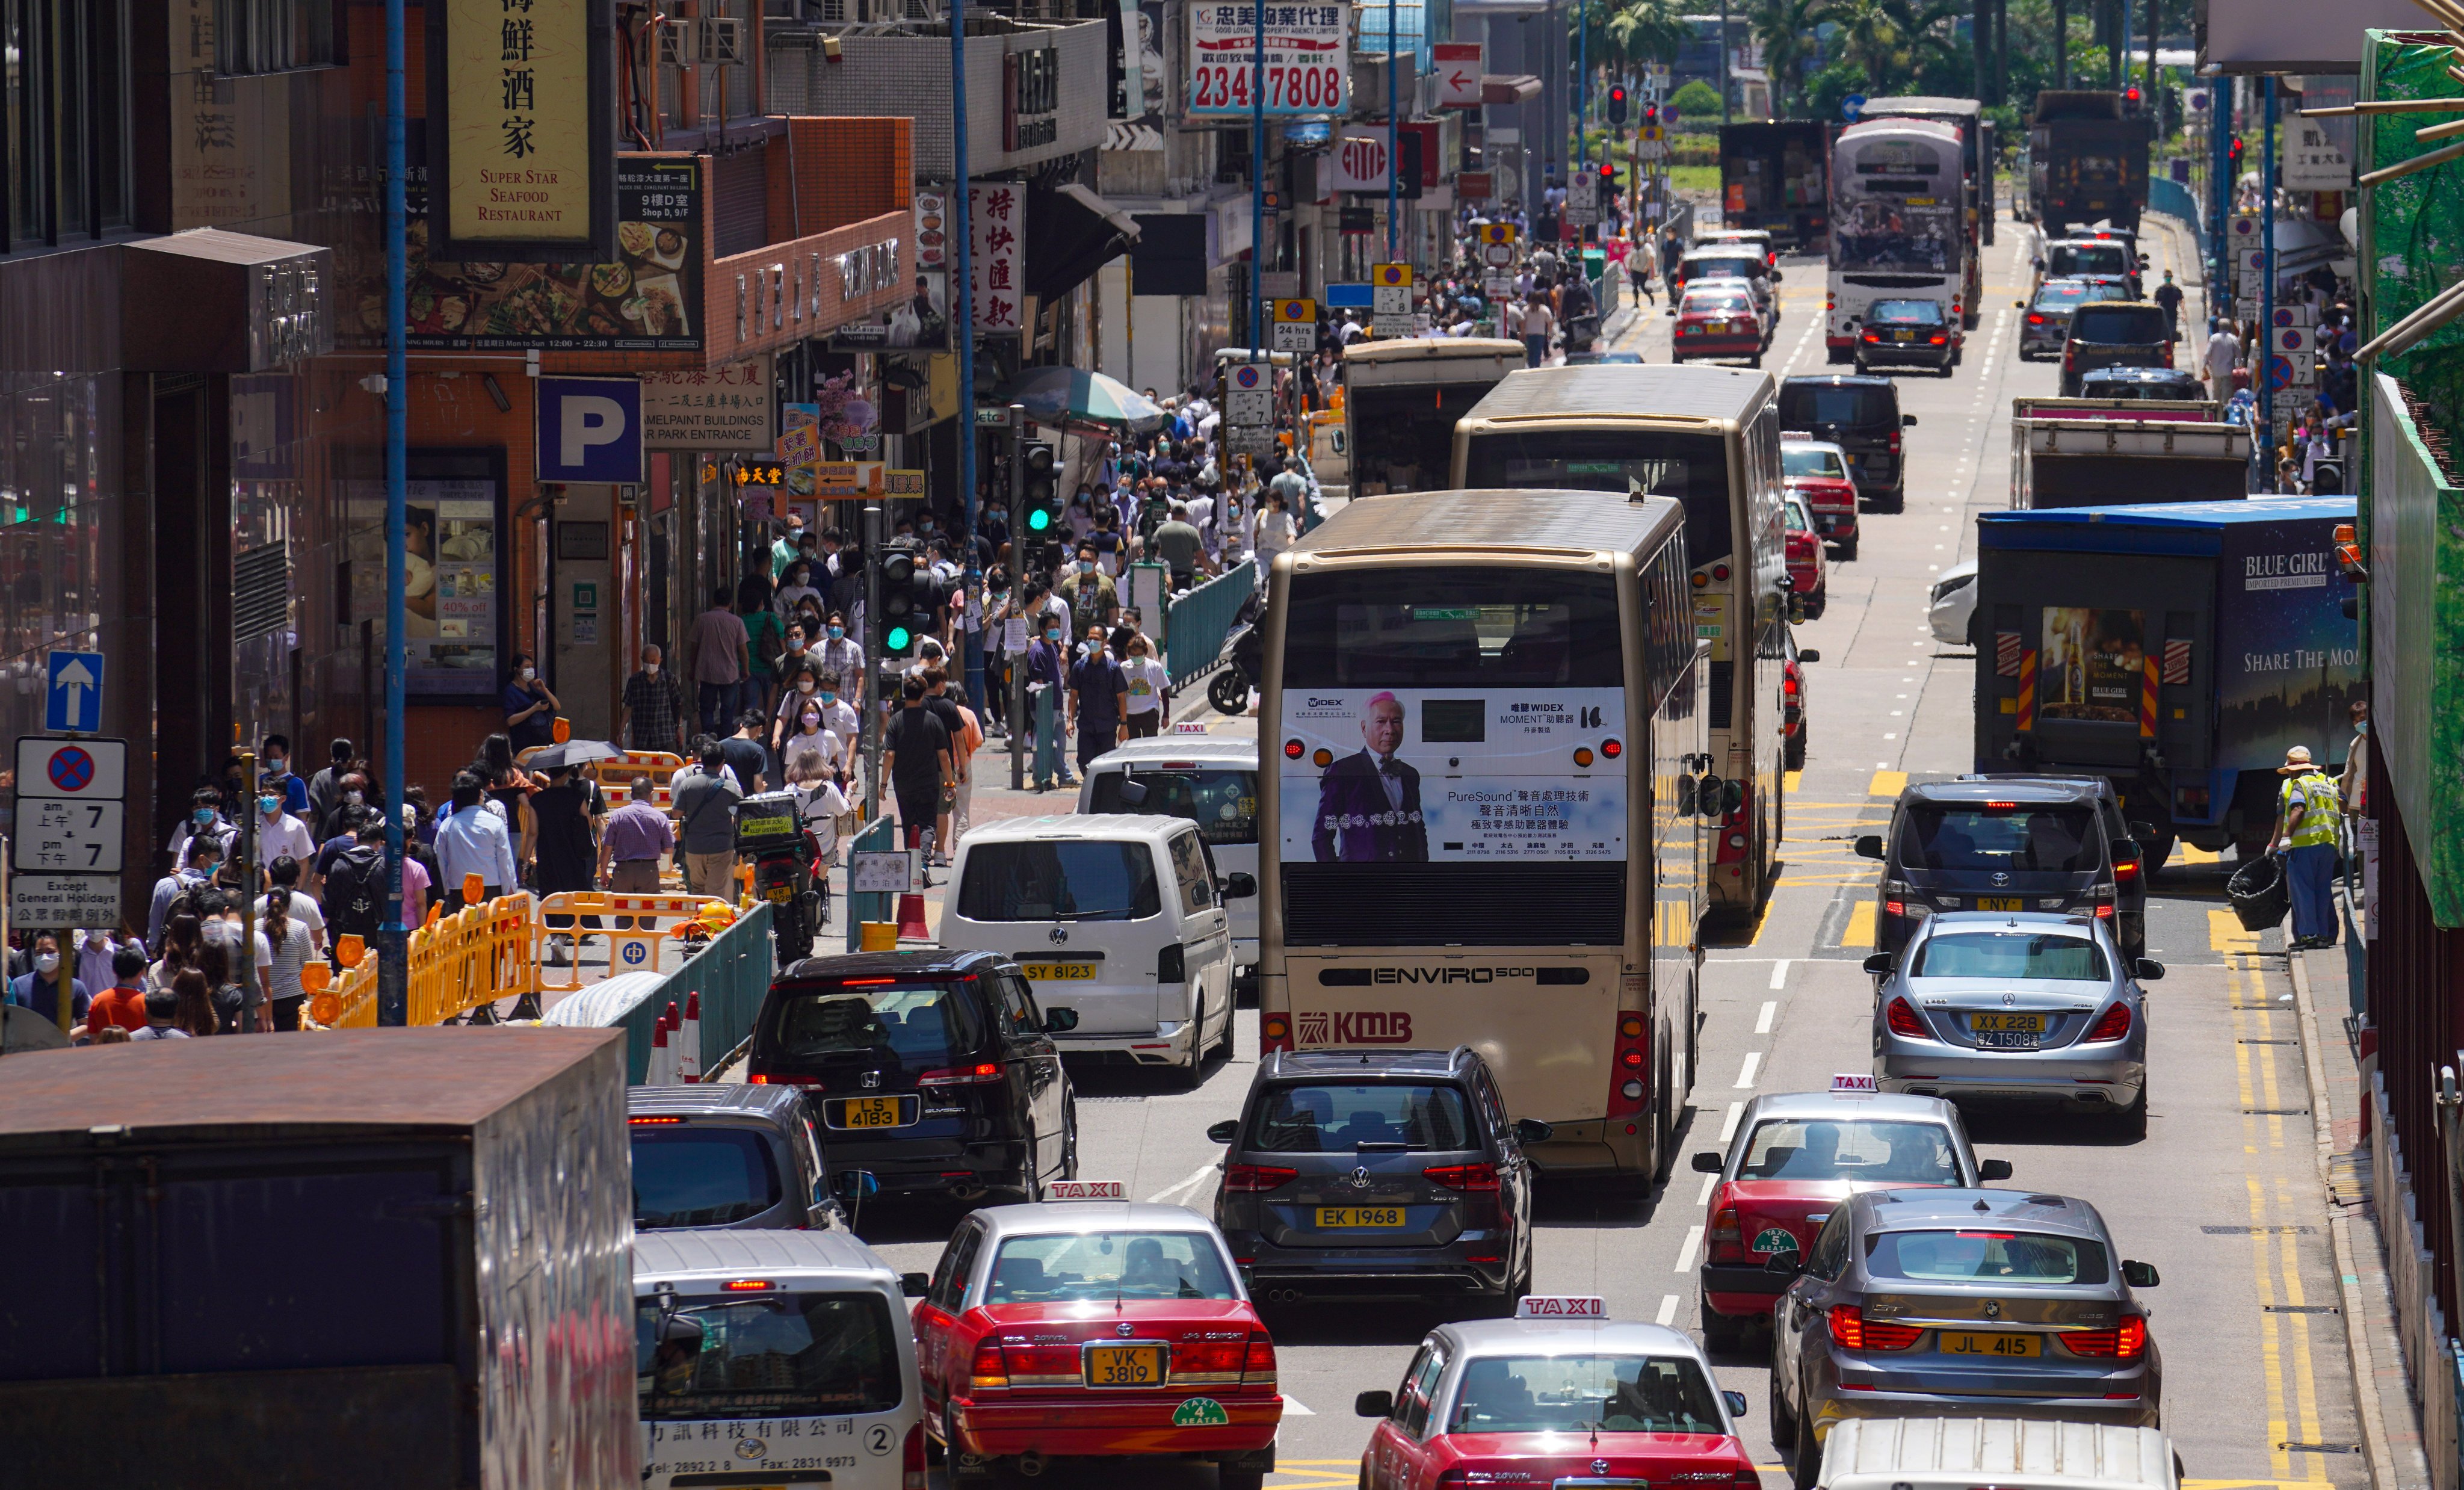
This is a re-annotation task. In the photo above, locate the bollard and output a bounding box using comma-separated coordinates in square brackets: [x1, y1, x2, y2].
[679, 992, 702, 1082]
[859, 921, 898, 951]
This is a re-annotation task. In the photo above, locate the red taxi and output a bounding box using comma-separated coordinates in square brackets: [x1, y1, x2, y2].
[912, 1195, 1281, 1488]
[1689, 1083, 2010, 1350]
[1357, 1299, 1758, 1490]
[1782, 495, 1827, 620]
[1781, 437, 1860, 558]
[1672, 283, 1766, 367]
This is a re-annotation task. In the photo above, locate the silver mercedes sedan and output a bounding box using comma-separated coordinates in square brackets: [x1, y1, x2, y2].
[1867, 911, 2158, 1136]
[1767, 1189, 2163, 1490]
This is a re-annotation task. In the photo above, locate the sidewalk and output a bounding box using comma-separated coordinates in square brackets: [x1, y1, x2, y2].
[2293, 890, 2438, 1490]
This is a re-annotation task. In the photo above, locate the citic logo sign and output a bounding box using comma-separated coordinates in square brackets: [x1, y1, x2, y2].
[1295, 1010, 1415, 1045]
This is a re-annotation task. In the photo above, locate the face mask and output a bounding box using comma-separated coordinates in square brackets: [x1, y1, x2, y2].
[259, 797, 281, 817]
[2356, 719, 2370, 735]
[520, 667, 537, 682]
[788, 638, 807, 652]
[35, 953, 58, 976]
[827, 626, 844, 640]
[1046, 629, 1063, 641]
[265, 759, 287, 777]
[798, 681, 817, 694]
[1078, 560, 1095, 574]
[820, 691, 836, 705]
[801, 714, 822, 731]
[644, 663, 660, 676]
[193, 808, 215, 827]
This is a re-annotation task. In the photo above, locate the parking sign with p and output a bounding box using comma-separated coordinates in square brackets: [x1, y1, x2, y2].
[536, 377, 644, 483]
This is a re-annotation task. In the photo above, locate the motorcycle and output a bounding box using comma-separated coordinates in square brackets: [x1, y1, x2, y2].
[1209, 590, 1268, 715]
[737, 792, 827, 966]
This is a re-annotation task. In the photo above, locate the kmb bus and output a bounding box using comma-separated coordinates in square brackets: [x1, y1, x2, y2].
[1450, 364, 1791, 918]
[1258, 490, 1711, 1187]
[1827, 117, 1974, 357]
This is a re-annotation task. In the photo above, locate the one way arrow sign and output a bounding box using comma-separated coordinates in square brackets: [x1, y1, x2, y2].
[45, 650, 103, 734]
[1435, 42, 1483, 108]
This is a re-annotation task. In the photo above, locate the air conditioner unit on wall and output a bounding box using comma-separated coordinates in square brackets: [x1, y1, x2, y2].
[658, 19, 695, 65]
[702, 16, 747, 64]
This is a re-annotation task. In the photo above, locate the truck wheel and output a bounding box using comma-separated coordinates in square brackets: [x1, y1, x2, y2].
[1786, 729, 1807, 772]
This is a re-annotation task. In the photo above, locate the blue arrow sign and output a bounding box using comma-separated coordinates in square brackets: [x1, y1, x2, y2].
[1843, 93, 1867, 123]
[45, 650, 103, 734]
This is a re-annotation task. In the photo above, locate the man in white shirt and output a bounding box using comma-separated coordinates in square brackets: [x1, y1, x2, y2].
[253, 787, 317, 883]
[433, 773, 518, 908]
[2203, 318, 2240, 400]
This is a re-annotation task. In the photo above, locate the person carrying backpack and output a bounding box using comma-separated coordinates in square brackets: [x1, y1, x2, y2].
[321, 817, 391, 954]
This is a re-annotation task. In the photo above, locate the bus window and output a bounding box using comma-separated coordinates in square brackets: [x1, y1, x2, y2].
[1457, 430, 1734, 567]
[1282, 569, 1622, 689]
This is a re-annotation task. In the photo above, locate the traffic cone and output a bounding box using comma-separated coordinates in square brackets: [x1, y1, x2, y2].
[897, 892, 930, 942]
[647, 1016, 675, 1086]
[678, 992, 702, 1082]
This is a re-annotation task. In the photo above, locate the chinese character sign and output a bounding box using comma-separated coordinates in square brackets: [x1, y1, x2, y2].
[970, 183, 1027, 333]
[1188, 2, 1351, 117]
[441, 0, 605, 255]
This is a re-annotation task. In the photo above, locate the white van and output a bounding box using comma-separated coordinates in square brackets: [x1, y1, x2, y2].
[942, 814, 1249, 1084]
[1076, 737, 1261, 995]
[635, 1229, 928, 1490]
[1820, 1418, 2179, 1490]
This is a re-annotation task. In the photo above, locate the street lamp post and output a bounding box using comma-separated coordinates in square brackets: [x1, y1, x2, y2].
[379, 0, 408, 1025]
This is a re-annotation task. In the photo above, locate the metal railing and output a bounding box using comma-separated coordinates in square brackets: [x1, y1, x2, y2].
[844, 815, 899, 950]
[1164, 559, 1256, 690]
[2148, 176, 2203, 238]
[540, 903, 776, 1082]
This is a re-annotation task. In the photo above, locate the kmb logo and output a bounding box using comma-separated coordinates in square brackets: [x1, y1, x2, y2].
[1295, 1010, 1415, 1045]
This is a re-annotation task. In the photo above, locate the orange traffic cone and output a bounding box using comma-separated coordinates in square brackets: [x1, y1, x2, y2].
[896, 892, 930, 942]
[647, 1016, 675, 1086]
[678, 993, 702, 1082]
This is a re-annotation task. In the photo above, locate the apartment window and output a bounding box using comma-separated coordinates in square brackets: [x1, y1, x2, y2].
[1, 0, 132, 253]
[215, 0, 339, 76]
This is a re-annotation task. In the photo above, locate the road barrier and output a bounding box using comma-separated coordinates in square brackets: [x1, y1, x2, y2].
[2147, 175, 2203, 239]
[532, 892, 738, 995]
[1164, 559, 1256, 690]
[541, 904, 774, 1081]
[312, 892, 540, 1029]
[844, 815, 899, 950]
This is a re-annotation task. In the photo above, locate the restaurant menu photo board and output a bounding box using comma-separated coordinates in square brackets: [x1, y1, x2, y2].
[346, 452, 507, 700]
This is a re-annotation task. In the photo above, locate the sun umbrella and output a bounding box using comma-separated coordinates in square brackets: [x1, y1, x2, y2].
[992, 366, 1166, 433]
[522, 738, 623, 771]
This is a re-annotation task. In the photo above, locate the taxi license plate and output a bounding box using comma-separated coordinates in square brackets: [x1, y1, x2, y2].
[1317, 1207, 1406, 1228]
[1021, 962, 1098, 980]
[1895, 329, 1916, 341]
[833, 1095, 914, 1130]
[1085, 1344, 1167, 1388]
[1978, 895, 2024, 912]
[1708, 321, 1730, 333]
[1940, 1331, 2042, 1358]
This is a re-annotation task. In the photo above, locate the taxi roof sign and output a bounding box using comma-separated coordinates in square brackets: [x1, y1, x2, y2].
[1372, 262, 1413, 288]
[1515, 1295, 1607, 1319]
[1831, 1073, 1879, 1093]
[1046, 1180, 1127, 1201]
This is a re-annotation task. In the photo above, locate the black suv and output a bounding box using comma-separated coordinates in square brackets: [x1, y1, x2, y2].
[628, 1084, 849, 1233]
[1777, 375, 1918, 512]
[1208, 1046, 1551, 1312]
[2061, 303, 2173, 396]
[1856, 774, 2149, 958]
[747, 948, 1081, 1205]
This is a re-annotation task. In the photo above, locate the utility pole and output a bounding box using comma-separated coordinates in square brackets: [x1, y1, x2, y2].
[951, 0, 981, 716]
[1974, 0, 1989, 107]
[862, 502, 884, 823]
[1718, 0, 1731, 128]
[1386, 0, 1400, 262]
[378, 0, 407, 1026]
[1007, 404, 1028, 791]
[1249, 0, 1265, 351]
[2210, 77, 2231, 299]
[2260, 76, 2276, 454]
[2054, 0, 2067, 90]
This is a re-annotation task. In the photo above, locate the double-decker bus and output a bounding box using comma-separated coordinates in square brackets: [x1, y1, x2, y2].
[1258, 489, 1709, 1186]
[1826, 118, 1974, 358]
[1448, 365, 1790, 919]
[1857, 96, 1995, 252]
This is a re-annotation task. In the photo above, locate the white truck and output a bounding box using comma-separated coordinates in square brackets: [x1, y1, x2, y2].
[1339, 338, 1527, 498]
[2008, 396, 2250, 508]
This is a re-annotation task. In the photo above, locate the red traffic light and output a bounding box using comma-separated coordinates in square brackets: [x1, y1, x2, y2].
[2125, 85, 2141, 102]
[1600, 160, 1616, 179]
[1610, 86, 1627, 102]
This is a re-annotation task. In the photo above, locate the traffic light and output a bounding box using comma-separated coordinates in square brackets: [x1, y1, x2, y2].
[877, 541, 948, 657]
[1600, 159, 1617, 187]
[1020, 442, 1061, 539]
[2228, 135, 2244, 170]
[1643, 101, 1660, 128]
[1608, 85, 1628, 126]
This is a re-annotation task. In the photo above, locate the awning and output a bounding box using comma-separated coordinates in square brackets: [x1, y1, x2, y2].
[1483, 75, 1542, 105]
[1026, 181, 1141, 303]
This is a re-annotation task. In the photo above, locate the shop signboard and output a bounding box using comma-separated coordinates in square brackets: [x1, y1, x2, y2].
[429, 0, 614, 261]
[641, 357, 774, 451]
[971, 182, 1027, 333]
[1187, 2, 1351, 117]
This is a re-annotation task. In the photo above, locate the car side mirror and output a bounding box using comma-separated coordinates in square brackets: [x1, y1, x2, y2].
[1222, 872, 1258, 900]
[1862, 952, 1895, 975]
[1902, 413, 1919, 427]
[2129, 820, 2157, 842]
[2134, 958, 2166, 982]
[832, 1169, 882, 1199]
[1208, 1119, 1238, 1144]
[1724, 1390, 1750, 1417]
[2122, 1260, 2161, 1288]
[1722, 781, 1744, 815]
[1692, 1151, 1726, 1173]
[1515, 1118, 1555, 1144]
[1675, 774, 1698, 816]
[1978, 1158, 2013, 1182]
[1356, 1390, 1394, 1418]
[1797, 648, 1820, 664]
[1764, 1251, 1803, 1276]
[1116, 778, 1149, 807]
[1041, 1007, 1081, 1033]
[901, 1272, 931, 1297]
[1854, 833, 1885, 860]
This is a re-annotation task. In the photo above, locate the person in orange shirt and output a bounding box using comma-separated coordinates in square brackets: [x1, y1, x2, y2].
[85, 945, 153, 1037]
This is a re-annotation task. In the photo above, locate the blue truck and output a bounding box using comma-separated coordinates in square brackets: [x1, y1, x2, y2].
[1972, 498, 2362, 866]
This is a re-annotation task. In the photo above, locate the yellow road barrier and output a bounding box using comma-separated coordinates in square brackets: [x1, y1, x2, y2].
[310, 894, 542, 1028]
[532, 891, 738, 995]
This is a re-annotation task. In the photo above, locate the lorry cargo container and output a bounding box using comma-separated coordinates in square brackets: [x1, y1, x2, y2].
[1718, 121, 1832, 249]
[2028, 91, 2152, 235]
[2010, 397, 2249, 507]
[1972, 498, 2361, 864]
[0, 1027, 637, 1490]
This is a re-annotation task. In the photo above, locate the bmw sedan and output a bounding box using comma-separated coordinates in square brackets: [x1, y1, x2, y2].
[1768, 1188, 2164, 1489]
[1867, 912, 2160, 1135]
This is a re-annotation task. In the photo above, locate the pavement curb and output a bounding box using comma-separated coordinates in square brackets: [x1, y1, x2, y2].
[2287, 945, 2407, 1490]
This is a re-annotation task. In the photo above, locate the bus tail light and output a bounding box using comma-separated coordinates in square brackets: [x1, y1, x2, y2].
[1608, 1012, 1651, 1121]
[1261, 1013, 1293, 1055]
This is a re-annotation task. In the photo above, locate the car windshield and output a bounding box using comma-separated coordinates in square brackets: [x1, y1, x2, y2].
[1691, 256, 1762, 280]
[2086, 376, 2198, 401]
[1865, 1228, 2111, 1285]
[984, 1231, 1240, 1302]
[2034, 283, 2090, 307]
[1895, 804, 2102, 874]
[1449, 1354, 1724, 1435]
[1870, 300, 1944, 324]
[637, 1291, 903, 1420]
[1250, 1082, 1477, 1152]
[1090, 767, 1259, 847]
[1784, 498, 1815, 532]
[1912, 932, 2110, 981]
[1281, 566, 1626, 687]
[1736, 1118, 1960, 1182]
[1686, 294, 1750, 315]
[631, 1126, 783, 1229]
[771, 978, 986, 1069]
[1783, 446, 1848, 479]
[957, 840, 1164, 921]
[2048, 244, 2128, 277]
[1779, 384, 1897, 428]
[2070, 306, 2167, 344]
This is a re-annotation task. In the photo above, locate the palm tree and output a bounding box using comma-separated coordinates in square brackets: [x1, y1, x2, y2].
[1749, 0, 1837, 115]
[1599, 0, 1691, 68]
[1824, 0, 1963, 91]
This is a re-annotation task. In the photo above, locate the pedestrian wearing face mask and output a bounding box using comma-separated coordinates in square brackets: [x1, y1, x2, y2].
[165, 785, 238, 875]
[306, 737, 356, 826]
[1057, 544, 1120, 635]
[260, 735, 312, 817]
[149, 837, 223, 953]
[255, 778, 318, 885]
[783, 696, 845, 786]
[815, 611, 864, 696]
[773, 660, 829, 763]
[815, 681, 862, 794]
[501, 652, 561, 752]
[1026, 617, 1072, 791]
[622, 644, 687, 755]
[9, 933, 91, 1029]
[1120, 634, 1169, 738]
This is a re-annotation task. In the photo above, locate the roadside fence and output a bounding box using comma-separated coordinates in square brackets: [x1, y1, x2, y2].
[1164, 560, 1256, 690]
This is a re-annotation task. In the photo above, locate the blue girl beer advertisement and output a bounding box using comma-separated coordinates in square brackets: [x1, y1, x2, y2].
[1277, 688, 1627, 865]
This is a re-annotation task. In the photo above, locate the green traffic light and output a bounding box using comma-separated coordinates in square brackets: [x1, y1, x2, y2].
[1027, 509, 1052, 532]
[886, 625, 914, 652]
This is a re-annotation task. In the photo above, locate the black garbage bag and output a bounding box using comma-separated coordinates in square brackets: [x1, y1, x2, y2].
[2228, 853, 2290, 933]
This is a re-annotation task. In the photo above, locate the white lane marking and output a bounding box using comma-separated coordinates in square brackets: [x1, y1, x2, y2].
[1767, 959, 1789, 991]
[1146, 1162, 1218, 1204]
[1720, 1100, 1746, 1142]
[1758, 995, 1779, 1028]
[1734, 1051, 1762, 1088]
[1280, 1396, 1315, 1415]
[1657, 1293, 1683, 1326]
[1697, 1172, 1720, 1205]
[1674, 1226, 1703, 1272]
